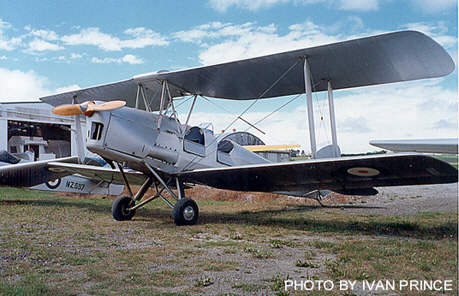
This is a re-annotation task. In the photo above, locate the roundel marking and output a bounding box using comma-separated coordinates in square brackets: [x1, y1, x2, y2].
[46, 178, 61, 189]
[347, 167, 380, 177]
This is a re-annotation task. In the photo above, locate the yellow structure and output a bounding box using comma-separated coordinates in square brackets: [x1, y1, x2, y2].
[243, 144, 300, 152]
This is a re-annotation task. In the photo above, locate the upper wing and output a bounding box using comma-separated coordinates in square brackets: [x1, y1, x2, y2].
[176, 154, 457, 193]
[0, 157, 146, 188]
[370, 139, 458, 154]
[40, 31, 454, 107]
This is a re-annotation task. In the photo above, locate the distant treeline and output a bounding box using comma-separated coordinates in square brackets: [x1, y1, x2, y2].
[290, 149, 387, 157]
[341, 150, 387, 156]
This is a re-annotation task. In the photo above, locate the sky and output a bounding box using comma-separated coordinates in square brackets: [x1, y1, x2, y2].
[0, 0, 457, 153]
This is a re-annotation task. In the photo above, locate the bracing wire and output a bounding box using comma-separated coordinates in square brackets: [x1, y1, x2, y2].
[180, 58, 303, 172]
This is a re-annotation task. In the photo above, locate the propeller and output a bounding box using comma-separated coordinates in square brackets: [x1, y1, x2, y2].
[52, 100, 126, 116]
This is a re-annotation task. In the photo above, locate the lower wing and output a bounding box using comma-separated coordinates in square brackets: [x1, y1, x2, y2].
[0, 157, 145, 188]
[176, 154, 457, 193]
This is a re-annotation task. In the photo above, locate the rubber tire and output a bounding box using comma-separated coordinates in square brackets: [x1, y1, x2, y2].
[173, 198, 199, 226]
[112, 196, 136, 221]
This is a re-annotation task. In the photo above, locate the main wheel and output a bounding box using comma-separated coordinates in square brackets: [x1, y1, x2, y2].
[173, 198, 199, 226]
[112, 196, 136, 221]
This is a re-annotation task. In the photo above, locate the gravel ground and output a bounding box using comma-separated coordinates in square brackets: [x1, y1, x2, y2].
[326, 183, 458, 215]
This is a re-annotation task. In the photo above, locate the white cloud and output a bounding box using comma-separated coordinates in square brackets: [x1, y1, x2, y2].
[0, 55, 6, 60]
[179, 80, 456, 153]
[177, 21, 344, 65]
[91, 54, 144, 64]
[25, 28, 59, 41]
[62, 28, 123, 51]
[54, 84, 81, 93]
[27, 39, 64, 52]
[0, 19, 21, 51]
[61, 27, 168, 51]
[176, 19, 457, 71]
[121, 54, 143, 64]
[400, 22, 457, 50]
[122, 27, 168, 48]
[0, 67, 81, 102]
[70, 53, 84, 59]
[0, 68, 49, 101]
[209, 0, 289, 12]
[336, 0, 378, 11]
[410, 0, 457, 13]
[208, 0, 379, 11]
[0, 19, 12, 29]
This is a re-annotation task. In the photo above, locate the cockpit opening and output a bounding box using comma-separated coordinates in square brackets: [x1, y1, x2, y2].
[184, 127, 204, 145]
[183, 126, 205, 156]
[217, 140, 234, 153]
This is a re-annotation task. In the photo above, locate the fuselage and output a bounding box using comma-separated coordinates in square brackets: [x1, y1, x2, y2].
[85, 106, 269, 174]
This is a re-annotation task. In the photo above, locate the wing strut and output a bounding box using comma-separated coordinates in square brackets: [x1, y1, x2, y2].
[183, 95, 197, 137]
[303, 57, 317, 159]
[327, 80, 340, 157]
[72, 95, 85, 163]
[304, 58, 341, 159]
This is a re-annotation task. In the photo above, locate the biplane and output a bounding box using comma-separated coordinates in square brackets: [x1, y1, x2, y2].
[0, 30, 457, 225]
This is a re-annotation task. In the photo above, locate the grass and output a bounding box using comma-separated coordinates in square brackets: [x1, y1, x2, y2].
[0, 186, 457, 295]
[434, 154, 458, 169]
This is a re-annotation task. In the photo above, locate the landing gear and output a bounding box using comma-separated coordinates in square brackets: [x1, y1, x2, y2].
[112, 161, 199, 225]
[112, 196, 136, 221]
[173, 198, 199, 226]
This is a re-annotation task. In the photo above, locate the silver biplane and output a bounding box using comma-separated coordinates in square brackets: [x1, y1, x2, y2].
[0, 31, 457, 225]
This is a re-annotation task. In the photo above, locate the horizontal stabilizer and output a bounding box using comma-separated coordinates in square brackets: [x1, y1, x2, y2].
[370, 138, 458, 154]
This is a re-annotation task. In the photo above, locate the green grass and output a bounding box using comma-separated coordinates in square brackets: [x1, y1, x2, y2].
[0, 187, 457, 295]
[434, 154, 458, 169]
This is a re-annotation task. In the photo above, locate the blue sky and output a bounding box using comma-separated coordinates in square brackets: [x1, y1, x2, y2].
[0, 0, 457, 152]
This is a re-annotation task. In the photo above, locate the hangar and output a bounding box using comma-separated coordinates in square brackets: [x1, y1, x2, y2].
[0, 101, 88, 160]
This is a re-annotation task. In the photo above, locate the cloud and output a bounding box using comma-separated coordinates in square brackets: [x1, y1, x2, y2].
[208, 0, 379, 11]
[121, 54, 143, 64]
[26, 39, 64, 52]
[336, 0, 378, 11]
[410, 0, 457, 13]
[176, 21, 349, 65]
[91, 54, 144, 64]
[177, 79, 457, 153]
[0, 55, 6, 60]
[54, 84, 81, 93]
[70, 53, 84, 59]
[0, 67, 80, 102]
[0, 19, 22, 51]
[61, 27, 168, 51]
[0, 68, 51, 101]
[208, 0, 289, 12]
[0, 19, 12, 29]
[339, 116, 373, 133]
[433, 119, 457, 129]
[400, 21, 457, 50]
[25, 28, 59, 41]
[175, 19, 457, 72]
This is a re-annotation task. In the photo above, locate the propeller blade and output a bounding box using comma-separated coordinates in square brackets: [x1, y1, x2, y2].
[52, 104, 83, 116]
[88, 100, 126, 112]
[52, 100, 126, 116]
